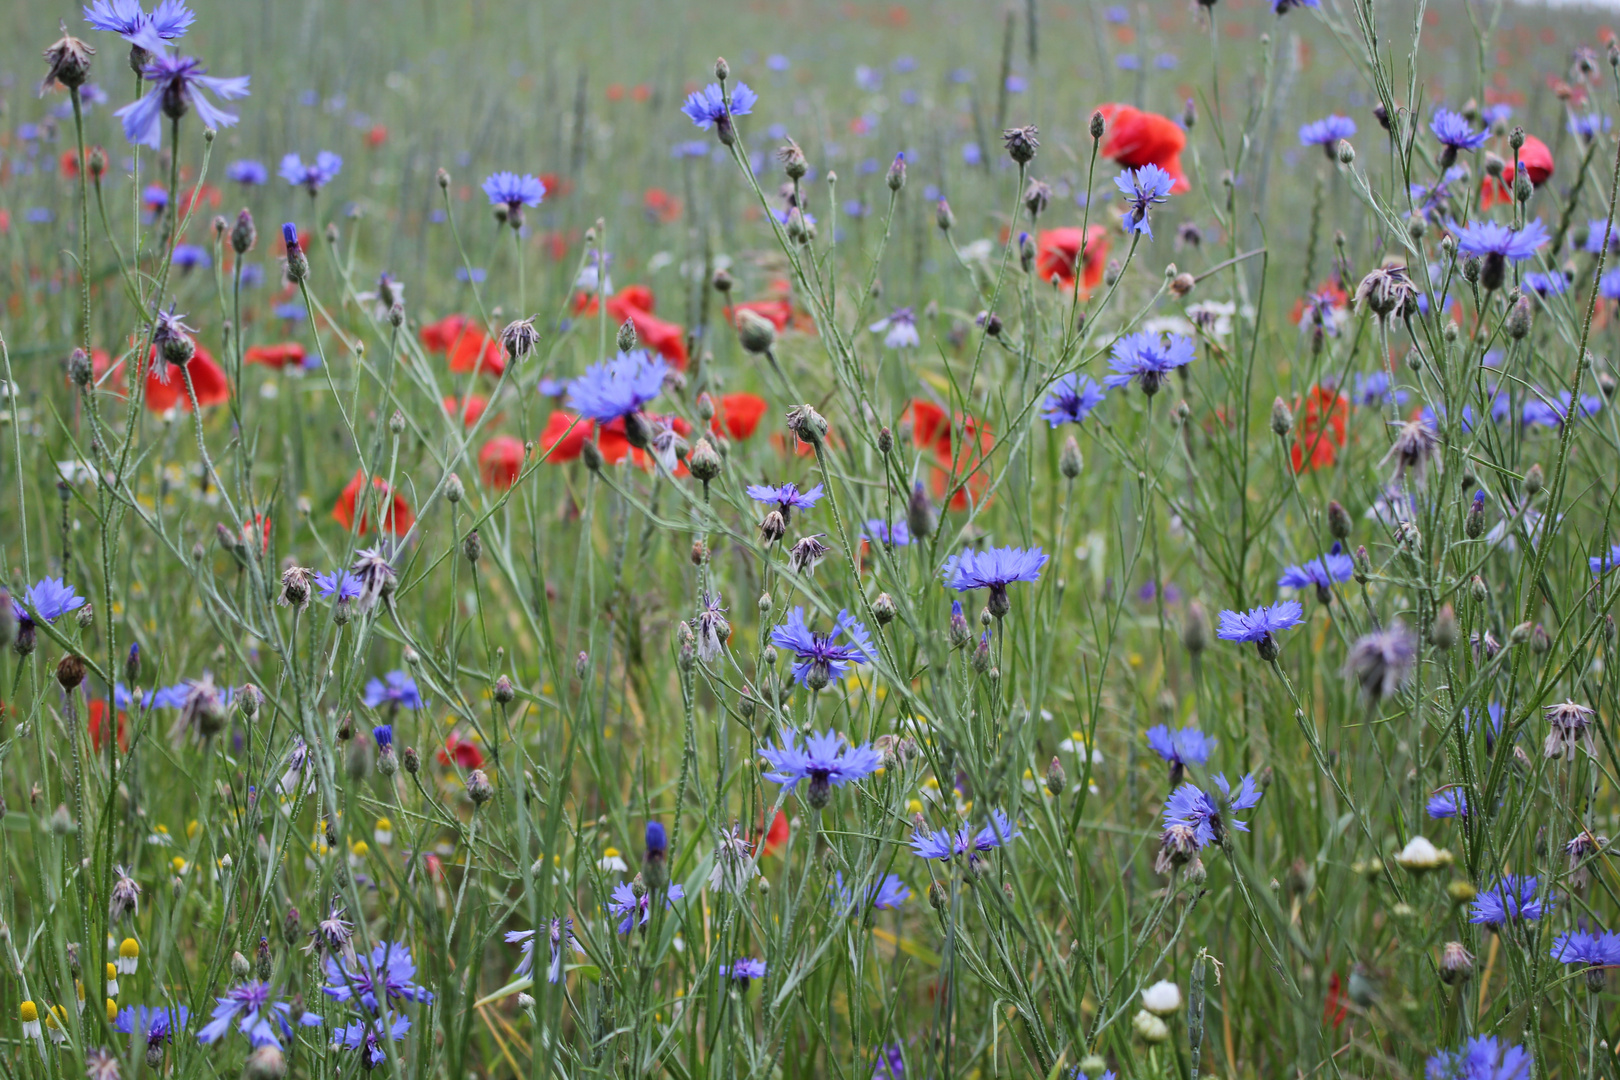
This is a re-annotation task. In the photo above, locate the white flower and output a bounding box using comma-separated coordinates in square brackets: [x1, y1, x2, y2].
[597, 847, 629, 873]
[1141, 980, 1183, 1016]
[1393, 836, 1450, 872]
[1132, 1009, 1171, 1043]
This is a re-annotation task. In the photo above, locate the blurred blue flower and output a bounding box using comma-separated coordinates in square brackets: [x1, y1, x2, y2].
[862, 519, 912, 546]
[681, 82, 757, 129]
[455, 267, 486, 283]
[481, 171, 546, 210]
[279, 151, 342, 194]
[1114, 55, 1140, 71]
[565, 350, 668, 422]
[1447, 217, 1548, 261]
[226, 159, 267, 185]
[910, 809, 1022, 860]
[322, 942, 434, 1010]
[116, 54, 248, 149]
[331, 1016, 410, 1069]
[869, 307, 919, 348]
[766, 53, 789, 72]
[1429, 107, 1488, 153]
[362, 670, 422, 710]
[1426, 789, 1468, 819]
[1277, 543, 1354, 591]
[607, 880, 684, 933]
[1216, 601, 1304, 650]
[171, 244, 210, 271]
[84, 0, 195, 53]
[769, 608, 874, 687]
[1115, 163, 1175, 238]
[1163, 773, 1262, 847]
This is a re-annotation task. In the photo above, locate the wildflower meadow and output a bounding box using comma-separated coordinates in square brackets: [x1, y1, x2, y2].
[5, 0, 1620, 1076]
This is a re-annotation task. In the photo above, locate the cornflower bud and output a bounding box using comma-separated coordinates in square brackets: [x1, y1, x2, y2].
[445, 472, 464, 504]
[282, 223, 308, 282]
[402, 746, 419, 774]
[1089, 110, 1106, 140]
[1270, 397, 1294, 436]
[68, 349, 92, 388]
[688, 437, 722, 483]
[616, 318, 638, 354]
[936, 199, 955, 232]
[1059, 435, 1083, 479]
[907, 481, 936, 540]
[1431, 604, 1459, 650]
[1524, 463, 1544, 496]
[463, 528, 482, 564]
[1045, 756, 1066, 796]
[872, 592, 897, 626]
[493, 675, 515, 704]
[56, 654, 86, 692]
[231, 208, 256, 254]
[1182, 600, 1210, 655]
[886, 152, 906, 191]
[466, 769, 494, 806]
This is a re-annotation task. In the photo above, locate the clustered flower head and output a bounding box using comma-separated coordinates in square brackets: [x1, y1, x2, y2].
[946, 545, 1049, 618]
[770, 607, 873, 690]
[1114, 163, 1176, 238]
[1299, 114, 1356, 156]
[1425, 1036, 1531, 1080]
[1042, 373, 1107, 427]
[116, 53, 249, 148]
[1162, 773, 1263, 849]
[759, 728, 883, 807]
[1215, 601, 1303, 660]
[1145, 723, 1213, 787]
[1104, 332, 1196, 395]
[909, 809, 1022, 861]
[1469, 875, 1547, 928]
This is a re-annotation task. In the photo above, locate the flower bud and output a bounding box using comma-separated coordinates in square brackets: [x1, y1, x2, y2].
[466, 769, 494, 806]
[1089, 110, 1106, 140]
[872, 592, 897, 626]
[1524, 463, 1544, 496]
[232, 208, 256, 254]
[1045, 756, 1065, 796]
[68, 348, 93, 388]
[1326, 500, 1351, 540]
[493, 675, 515, 704]
[907, 481, 936, 540]
[714, 56, 730, 81]
[1270, 396, 1294, 436]
[1431, 604, 1458, 651]
[935, 199, 955, 232]
[1471, 575, 1489, 605]
[282, 223, 308, 282]
[1466, 490, 1486, 538]
[1337, 140, 1355, 165]
[1182, 600, 1209, 655]
[617, 318, 638, 354]
[886, 153, 906, 191]
[688, 437, 722, 483]
[576, 650, 590, 678]
[56, 654, 86, 692]
[463, 528, 482, 564]
[402, 746, 420, 774]
[735, 309, 776, 354]
[1439, 941, 1474, 985]
[1059, 435, 1083, 479]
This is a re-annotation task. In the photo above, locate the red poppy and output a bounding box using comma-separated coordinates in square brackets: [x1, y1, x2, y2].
[712, 392, 769, 440]
[597, 418, 635, 465]
[1482, 135, 1554, 209]
[60, 149, 84, 179]
[442, 394, 491, 427]
[538, 173, 571, 199]
[178, 183, 222, 217]
[143, 346, 229, 412]
[573, 284, 656, 317]
[241, 514, 272, 554]
[572, 287, 689, 367]
[1290, 385, 1349, 474]
[365, 125, 388, 148]
[420, 314, 473, 352]
[332, 469, 415, 536]
[437, 730, 484, 769]
[1035, 226, 1111, 296]
[631, 84, 651, 103]
[607, 82, 626, 102]
[644, 188, 682, 223]
[537, 410, 593, 462]
[907, 399, 994, 510]
[448, 331, 505, 378]
[762, 810, 789, 856]
[1096, 103, 1190, 193]
[424, 852, 445, 882]
[479, 436, 526, 490]
[1323, 971, 1348, 1029]
[728, 298, 794, 332]
[244, 342, 307, 368]
[88, 700, 129, 753]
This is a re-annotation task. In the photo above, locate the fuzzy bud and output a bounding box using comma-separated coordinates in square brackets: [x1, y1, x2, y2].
[466, 769, 494, 806]
[55, 654, 86, 692]
[1270, 396, 1294, 437]
[402, 746, 420, 775]
[886, 153, 906, 192]
[1523, 463, 1544, 496]
[282, 223, 308, 282]
[1182, 600, 1210, 655]
[445, 472, 464, 504]
[68, 349, 93, 388]
[1059, 435, 1083, 479]
[1431, 604, 1459, 651]
[872, 592, 897, 626]
[907, 481, 936, 540]
[936, 199, 955, 232]
[1045, 756, 1066, 797]
[735, 309, 776, 355]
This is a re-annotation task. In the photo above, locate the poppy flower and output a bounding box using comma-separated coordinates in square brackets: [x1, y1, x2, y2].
[448, 331, 505, 378]
[728, 298, 794, 332]
[244, 342, 307, 368]
[1322, 971, 1348, 1029]
[573, 284, 656, 316]
[1482, 134, 1554, 209]
[332, 469, 415, 535]
[365, 125, 388, 148]
[643, 187, 682, 223]
[420, 314, 473, 352]
[538, 173, 570, 198]
[479, 436, 526, 490]
[712, 392, 769, 440]
[88, 700, 129, 754]
[573, 287, 689, 368]
[1290, 384, 1349, 474]
[1096, 103, 1190, 193]
[241, 514, 272, 554]
[438, 730, 484, 769]
[762, 810, 789, 856]
[178, 183, 222, 217]
[908, 399, 995, 510]
[1035, 226, 1111, 296]
[143, 346, 229, 412]
[537, 410, 594, 462]
[443, 394, 493, 427]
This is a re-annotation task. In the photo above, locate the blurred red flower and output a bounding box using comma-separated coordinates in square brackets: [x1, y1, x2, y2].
[332, 469, 414, 535]
[712, 392, 769, 440]
[1290, 385, 1348, 474]
[1096, 103, 1190, 193]
[537, 411, 593, 462]
[1035, 226, 1111, 296]
[1481, 134, 1554, 209]
[88, 699, 129, 753]
[442, 394, 492, 427]
[244, 342, 306, 368]
[479, 436, 526, 490]
[438, 730, 484, 769]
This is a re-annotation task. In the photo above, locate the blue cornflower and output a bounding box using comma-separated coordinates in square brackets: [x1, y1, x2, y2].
[1353, 371, 1409, 406]
[721, 958, 767, 984]
[770, 607, 874, 689]
[1114, 163, 1175, 239]
[1426, 789, 1469, 819]
[1430, 108, 1489, 158]
[862, 519, 912, 547]
[1145, 724, 1214, 786]
[279, 151, 342, 195]
[332, 1016, 410, 1068]
[1425, 1036, 1531, 1080]
[1522, 271, 1568, 297]
[1409, 166, 1468, 218]
[565, 350, 669, 423]
[1446, 217, 1549, 262]
[1551, 929, 1620, 969]
[481, 171, 546, 217]
[1585, 219, 1620, 254]
[322, 942, 434, 1010]
[910, 809, 1022, 861]
[759, 729, 882, 807]
[84, 0, 194, 53]
[361, 670, 422, 711]
[831, 871, 911, 915]
[115, 54, 248, 149]
[1163, 773, 1262, 848]
[1215, 600, 1304, 658]
[870, 307, 920, 348]
[681, 81, 757, 133]
[607, 880, 685, 933]
[116, 1005, 187, 1049]
[946, 546, 1048, 618]
[1299, 115, 1357, 155]
[314, 570, 362, 602]
[172, 243, 210, 271]
[225, 159, 267, 185]
[1042, 373, 1107, 427]
[1277, 542, 1354, 597]
[1590, 544, 1620, 575]
[13, 576, 87, 627]
[196, 981, 321, 1048]
[1104, 332, 1195, 394]
[506, 918, 578, 983]
[1570, 113, 1611, 138]
[766, 54, 790, 71]
[1470, 875, 1547, 928]
[746, 482, 824, 522]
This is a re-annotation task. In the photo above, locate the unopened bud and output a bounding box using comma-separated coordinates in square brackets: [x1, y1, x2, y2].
[1270, 396, 1294, 436]
[872, 592, 897, 626]
[1045, 756, 1065, 796]
[1523, 463, 1544, 496]
[1431, 604, 1459, 650]
[1059, 435, 1083, 479]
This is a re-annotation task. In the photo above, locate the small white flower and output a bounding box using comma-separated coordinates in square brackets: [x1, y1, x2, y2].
[1132, 1009, 1171, 1043]
[597, 847, 629, 873]
[1141, 980, 1183, 1016]
[1393, 836, 1450, 872]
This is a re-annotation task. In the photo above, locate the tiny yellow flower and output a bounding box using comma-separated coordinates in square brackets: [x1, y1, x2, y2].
[185, 820, 199, 839]
[170, 856, 188, 875]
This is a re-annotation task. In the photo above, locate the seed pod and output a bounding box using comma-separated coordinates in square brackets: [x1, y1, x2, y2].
[55, 654, 86, 692]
